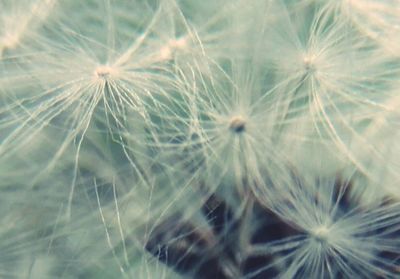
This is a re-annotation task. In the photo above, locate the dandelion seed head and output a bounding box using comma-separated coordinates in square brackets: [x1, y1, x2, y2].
[1, 0, 400, 277]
